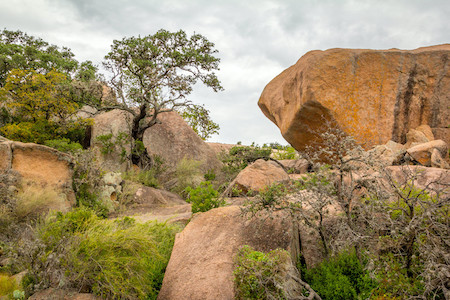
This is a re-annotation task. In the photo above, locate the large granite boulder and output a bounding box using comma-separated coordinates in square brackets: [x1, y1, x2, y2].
[228, 159, 289, 195]
[0, 140, 75, 209]
[158, 206, 299, 300]
[258, 45, 450, 151]
[143, 111, 222, 173]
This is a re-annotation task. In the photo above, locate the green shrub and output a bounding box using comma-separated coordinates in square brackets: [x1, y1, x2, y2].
[0, 273, 18, 297]
[22, 209, 180, 299]
[272, 146, 298, 160]
[44, 138, 82, 153]
[185, 181, 224, 213]
[300, 250, 375, 300]
[72, 150, 108, 217]
[123, 169, 160, 188]
[172, 158, 204, 195]
[65, 218, 179, 299]
[220, 146, 271, 179]
[233, 245, 291, 300]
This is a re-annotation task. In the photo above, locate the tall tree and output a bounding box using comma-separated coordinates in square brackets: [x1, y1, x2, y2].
[103, 29, 223, 145]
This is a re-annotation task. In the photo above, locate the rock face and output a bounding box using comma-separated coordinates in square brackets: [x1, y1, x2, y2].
[406, 139, 448, 166]
[158, 206, 299, 300]
[0, 141, 73, 188]
[143, 111, 222, 173]
[116, 185, 191, 225]
[258, 45, 450, 151]
[90, 109, 133, 172]
[229, 159, 289, 195]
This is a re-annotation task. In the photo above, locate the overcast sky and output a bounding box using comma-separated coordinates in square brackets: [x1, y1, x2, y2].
[1, 0, 449, 145]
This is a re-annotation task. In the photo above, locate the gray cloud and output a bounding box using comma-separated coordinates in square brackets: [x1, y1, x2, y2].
[1, 0, 449, 145]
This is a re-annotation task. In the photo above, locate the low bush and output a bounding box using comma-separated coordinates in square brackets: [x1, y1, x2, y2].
[220, 145, 271, 179]
[0, 273, 18, 297]
[299, 250, 375, 300]
[123, 168, 160, 188]
[233, 245, 290, 300]
[15, 184, 67, 220]
[172, 158, 204, 196]
[185, 181, 224, 213]
[271, 146, 298, 160]
[20, 208, 180, 299]
[43, 138, 82, 153]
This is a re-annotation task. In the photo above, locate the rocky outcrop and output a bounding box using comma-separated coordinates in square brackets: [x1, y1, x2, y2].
[207, 142, 237, 155]
[29, 288, 100, 300]
[228, 159, 289, 195]
[143, 111, 222, 173]
[0, 140, 75, 211]
[0, 141, 73, 187]
[116, 185, 191, 225]
[406, 140, 448, 166]
[158, 206, 299, 300]
[258, 45, 450, 151]
[90, 109, 133, 172]
[279, 159, 310, 174]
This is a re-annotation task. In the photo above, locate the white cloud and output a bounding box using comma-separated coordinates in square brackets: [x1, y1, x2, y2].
[1, 0, 449, 145]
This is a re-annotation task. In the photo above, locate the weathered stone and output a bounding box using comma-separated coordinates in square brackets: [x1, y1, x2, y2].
[91, 109, 133, 172]
[158, 206, 299, 300]
[143, 111, 222, 174]
[406, 140, 448, 166]
[432, 128, 450, 146]
[405, 129, 429, 148]
[229, 159, 289, 195]
[116, 186, 191, 225]
[431, 148, 450, 169]
[258, 45, 450, 151]
[369, 141, 406, 166]
[0, 141, 12, 171]
[279, 159, 310, 174]
[29, 288, 100, 300]
[11, 142, 73, 188]
[416, 124, 435, 141]
[385, 165, 450, 193]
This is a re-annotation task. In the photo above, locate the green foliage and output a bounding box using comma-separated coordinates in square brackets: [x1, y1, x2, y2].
[172, 158, 204, 196]
[300, 250, 375, 300]
[271, 146, 298, 160]
[0, 273, 19, 297]
[96, 131, 129, 161]
[72, 150, 108, 217]
[220, 145, 272, 179]
[103, 29, 223, 145]
[179, 104, 220, 140]
[64, 218, 179, 299]
[258, 183, 288, 208]
[22, 208, 180, 299]
[233, 245, 291, 300]
[203, 169, 216, 181]
[0, 68, 92, 144]
[123, 168, 160, 188]
[185, 181, 224, 213]
[44, 138, 82, 153]
[0, 29, 79, 87]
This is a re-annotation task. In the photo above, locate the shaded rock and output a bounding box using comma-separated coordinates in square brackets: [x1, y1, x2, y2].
[90, 109, 133, 172]
[143, 111, 222, 173]
[405, 129, 430, 148]
[431, 148, 450, 169]
[258, 45, 450, 151]
[29, 288, 100, 300]
[133, 186, 187, 206]
[416, 124, 435, 141]
[0, 141, 12, 171]
[229, 159, 289, 195]
[158, 205, 299, 300]
[279, 159, 310, 174]
[369, 141, 406, 166]
[406, 140, 448, 166]
[432, 128, 450, 146]
[385, 166, 450, 194]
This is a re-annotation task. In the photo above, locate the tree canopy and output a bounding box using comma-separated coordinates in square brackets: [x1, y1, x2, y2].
[103, 29, 223, 142]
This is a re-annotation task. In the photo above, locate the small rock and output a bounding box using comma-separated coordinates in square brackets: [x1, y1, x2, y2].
[407, 140, 448, 166]
[431, 148, 450, 169]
